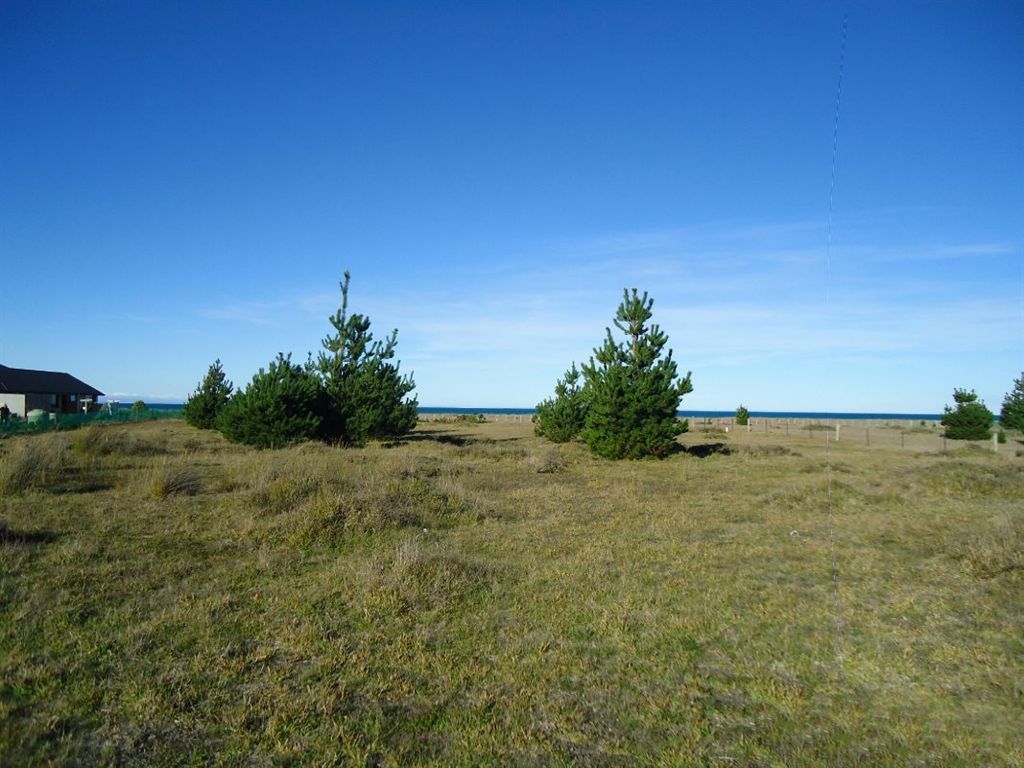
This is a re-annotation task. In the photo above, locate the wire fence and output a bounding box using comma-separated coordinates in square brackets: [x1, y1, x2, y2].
[419, 412, 1017, 454]
[3, 409, 1015, 455]
[0, 407, 183, 436]
[687, 416, 1018, 454]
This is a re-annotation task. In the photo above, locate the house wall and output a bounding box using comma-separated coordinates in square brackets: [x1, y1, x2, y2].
[1, 394, 27, 418]
[25, 393, 55, 413]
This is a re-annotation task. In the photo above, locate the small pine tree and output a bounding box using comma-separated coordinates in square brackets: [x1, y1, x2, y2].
[940, 388, 994, 440]
[580, 289, 693, 459]
[217, 353, 322, 449]
[534, 363, 588, 443]
[317, 272, 417, 445]
[183, 359, 234, 429]
[1000, 371, 1024, 431]
[735, 404, 750, 426]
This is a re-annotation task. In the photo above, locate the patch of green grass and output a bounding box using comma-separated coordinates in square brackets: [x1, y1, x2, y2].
[0, 420, 1022, 765]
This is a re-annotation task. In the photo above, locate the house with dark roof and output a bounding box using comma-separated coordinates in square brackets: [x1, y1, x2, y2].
[0, 364, 105, 418]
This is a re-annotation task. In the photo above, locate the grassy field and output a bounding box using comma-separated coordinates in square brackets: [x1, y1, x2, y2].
[1, 418, 1021, 766]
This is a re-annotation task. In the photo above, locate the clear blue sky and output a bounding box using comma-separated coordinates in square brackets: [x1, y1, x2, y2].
[2, 1, 1021, 412]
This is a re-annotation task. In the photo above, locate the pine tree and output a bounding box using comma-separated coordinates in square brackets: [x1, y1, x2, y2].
[940, 388, 994, 440]
[217, 353, 322, 449]
[534, 363, 588, 443]
[580, 289, 693, 459]
[317, 271, 417, 445]
[183, 359, 234, 429]
[735, 404, 750, 426]
[1000, 371, 1024, 431]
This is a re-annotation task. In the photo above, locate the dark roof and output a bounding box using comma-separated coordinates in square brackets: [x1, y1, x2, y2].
[0, 365, 104, 397]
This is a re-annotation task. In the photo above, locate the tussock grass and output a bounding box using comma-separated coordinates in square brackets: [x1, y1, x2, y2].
[741, 444, 802, 458]
[909, 460, 1024, 498]
[249, 472, 321, 514]
[427, 412, 489, 424]
[456, 439, 529, 462]
[1, 419, 1022, 766]
[0, 433, 70, 494]
[148, 463, 201, 497]
[72, 424, 166, 458]
[292, 474, 480, 546]
[361, 536, 496, 613]
[962, 512, 1023, 577]
[525, 446, 566, 473]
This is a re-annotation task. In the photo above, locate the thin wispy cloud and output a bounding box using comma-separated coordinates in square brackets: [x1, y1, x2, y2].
[163, 213, 1022, 408]
[200, 305, 280, 326]
[200, 220, 1020, 360]
[199, 288, 343, 327]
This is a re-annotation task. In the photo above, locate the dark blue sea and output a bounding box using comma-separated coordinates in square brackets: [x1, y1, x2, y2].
[418, 406, 943, 421]
[136, 403, 944, 421]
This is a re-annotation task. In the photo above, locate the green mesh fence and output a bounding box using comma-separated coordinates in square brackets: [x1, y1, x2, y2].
[0, 407, 182, 435]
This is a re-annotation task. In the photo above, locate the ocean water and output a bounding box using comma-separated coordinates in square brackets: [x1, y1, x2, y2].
[108, 402, 183, 411]
[418, 406, 944, 421]
[130, 403, 945, 421]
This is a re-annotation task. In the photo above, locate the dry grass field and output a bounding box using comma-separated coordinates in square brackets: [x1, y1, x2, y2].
[1, 418, 1021, 766]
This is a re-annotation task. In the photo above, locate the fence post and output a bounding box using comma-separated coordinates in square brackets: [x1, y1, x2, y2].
[835, 423, 840, 442]
[866, 427, 870, 447]
[992, 431, 998, 453]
